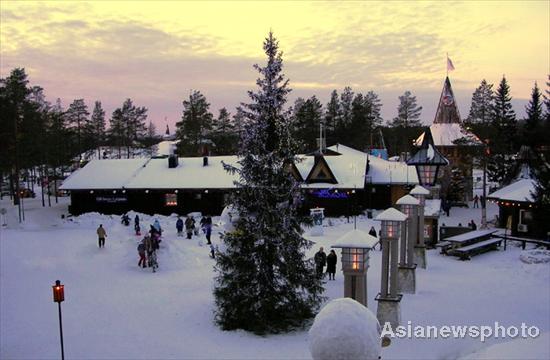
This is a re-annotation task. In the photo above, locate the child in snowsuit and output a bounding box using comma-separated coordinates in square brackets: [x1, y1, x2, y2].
[185, 216, 195, 239]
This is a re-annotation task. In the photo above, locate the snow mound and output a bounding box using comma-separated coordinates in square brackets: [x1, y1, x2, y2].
[308, 298, 381, 360]
[520, 250, 550, 264]
[460, 332, 550, 359]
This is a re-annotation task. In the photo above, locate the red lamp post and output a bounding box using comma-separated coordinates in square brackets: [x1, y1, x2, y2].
[52, 280, 65, 360]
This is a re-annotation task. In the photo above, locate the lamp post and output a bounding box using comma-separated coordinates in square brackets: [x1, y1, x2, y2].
[410, 185, 430, 269]
[396, 194, 420, 294]
[375, 207, 407, 328]
[331, 229, 378, 307]
[52, 280, 65, 360]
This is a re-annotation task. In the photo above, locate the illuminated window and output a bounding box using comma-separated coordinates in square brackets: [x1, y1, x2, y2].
[165, 193, 178, 206]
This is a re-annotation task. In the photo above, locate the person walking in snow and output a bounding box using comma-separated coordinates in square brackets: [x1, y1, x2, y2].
[204, 216, 213, 245]
[134, 214, 140, 228]
[121, 213, 130, 226]
[96, 224, 107, 248]
[153, 219, 162, 235]
[176, 216, 184, 237]
[134, 222, 141, 236]
[185, 216, 195, 239]
[473, 195, 479, 208]
[137, 240, 147, 268]
[469, 219, 477, 230]
[314, 247, 327, 279]
[326, 249, 337, 280]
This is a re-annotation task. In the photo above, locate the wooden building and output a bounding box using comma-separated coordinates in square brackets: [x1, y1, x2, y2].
[60, 144, 420, 216]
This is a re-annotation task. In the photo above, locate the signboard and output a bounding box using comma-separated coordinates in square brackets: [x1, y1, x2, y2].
[311, 189, 349, 199]
[96, 196, 127, 204]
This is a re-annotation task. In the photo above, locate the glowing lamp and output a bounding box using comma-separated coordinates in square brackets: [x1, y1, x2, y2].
[52, 280, 64, 303]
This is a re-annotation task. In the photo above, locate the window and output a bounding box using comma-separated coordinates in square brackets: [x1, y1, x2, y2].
[519, 209, 533, 224]
[165, 193, 177, 206]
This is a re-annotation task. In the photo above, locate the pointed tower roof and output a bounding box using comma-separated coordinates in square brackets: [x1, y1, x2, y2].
[433, 77, 461, 124]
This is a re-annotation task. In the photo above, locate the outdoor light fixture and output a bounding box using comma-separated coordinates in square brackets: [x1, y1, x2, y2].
[381, 220, 401, 239]
[407, 128, 449, 186]
[52, 280, 65, 360]
[332, 229, 378, 307]
[52, 280, 64, 303]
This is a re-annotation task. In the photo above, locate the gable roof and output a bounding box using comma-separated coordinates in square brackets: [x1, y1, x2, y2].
[305, 154, 338, 184]
[415, 123, 482, 147]
[488, 179, 537, 203]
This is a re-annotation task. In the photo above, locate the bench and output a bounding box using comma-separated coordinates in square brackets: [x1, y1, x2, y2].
[449, 238, 502, 260]
[435, 241, 453, 254]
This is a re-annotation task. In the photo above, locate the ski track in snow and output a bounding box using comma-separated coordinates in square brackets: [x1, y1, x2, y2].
[0, 191, 548, 359]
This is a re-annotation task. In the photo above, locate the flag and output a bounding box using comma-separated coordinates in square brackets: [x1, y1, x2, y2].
[447, 56, 455, 72]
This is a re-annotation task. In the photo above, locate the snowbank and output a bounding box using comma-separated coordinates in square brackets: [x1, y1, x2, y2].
[520, 250, 550, 264]
[309, 298, 381, 360]
[460, 332, 550, 359]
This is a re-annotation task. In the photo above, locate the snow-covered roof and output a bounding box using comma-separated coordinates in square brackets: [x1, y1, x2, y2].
[396, 195, 420, 205]
[331, 229, 379, 249]
[488, 179, 536, 203]
[375, 207, 408, 222]
[60, 159, 149, 190]
[415, 123, 481, 147]
[125, 156, 239, 189]
[61, 144, 419, 191]
[328, 144, 419, 185]
[410, 185, 430, 196]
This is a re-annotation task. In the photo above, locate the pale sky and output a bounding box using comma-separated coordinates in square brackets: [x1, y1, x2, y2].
[1, 1, 548, 130]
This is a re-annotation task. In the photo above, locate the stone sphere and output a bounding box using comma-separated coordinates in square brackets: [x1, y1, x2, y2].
[309, 298, 381, 360]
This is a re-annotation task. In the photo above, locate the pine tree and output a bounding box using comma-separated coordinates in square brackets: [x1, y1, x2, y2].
[530, 153, 550, 238]
[211, 107, 238, 155]
[324, 90, 341, 145]
[486, 77, 518, 185]
[467, 80, 494, 125]
[335, 86, 355, 142]
[292, 95, 323, 152]
[523, 82, 544, 148]
[176, 90, 213, 156]
[491, 76, 517, 154]
[390, 91, 422, 127]
[87, 101, 106, 159]
[464, 79, 495, 144]
[66, 99, 89, 161]
[543, 75, 550, 129]
[213, 32, 324, 334]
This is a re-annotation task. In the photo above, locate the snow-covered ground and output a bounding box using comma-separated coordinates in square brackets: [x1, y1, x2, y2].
[1, 191, 549, 359]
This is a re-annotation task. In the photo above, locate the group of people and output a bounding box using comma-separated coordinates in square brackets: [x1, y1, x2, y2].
[314, 247, 337, 280]
[176, 215, 213, 244]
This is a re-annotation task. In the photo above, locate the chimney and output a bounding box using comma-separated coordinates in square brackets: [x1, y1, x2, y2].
[168, 154, 179, 168]
[203, 156, 208, 167]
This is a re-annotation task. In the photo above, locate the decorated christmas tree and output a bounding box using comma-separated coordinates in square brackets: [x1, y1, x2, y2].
[213, 32, 325, 334]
